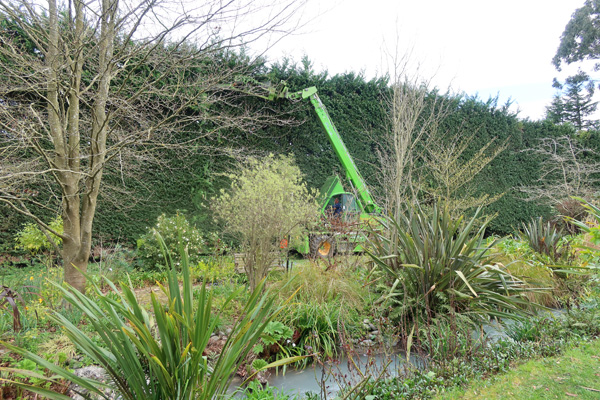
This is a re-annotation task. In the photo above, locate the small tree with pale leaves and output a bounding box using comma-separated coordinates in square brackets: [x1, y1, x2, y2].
[214, 155, 318, 290]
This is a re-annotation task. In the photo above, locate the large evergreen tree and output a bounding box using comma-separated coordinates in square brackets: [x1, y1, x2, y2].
[545, 94, 566, 124]
[547, 72, 598, 130]
[553, 0, 600, 71]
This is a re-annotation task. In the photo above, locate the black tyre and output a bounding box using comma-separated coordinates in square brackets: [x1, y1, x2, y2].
[309, 235, 335, 258]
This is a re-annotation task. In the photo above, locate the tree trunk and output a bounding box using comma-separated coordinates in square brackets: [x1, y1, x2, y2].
[62, 236, 87, 293]
[45, 0, 107, 293]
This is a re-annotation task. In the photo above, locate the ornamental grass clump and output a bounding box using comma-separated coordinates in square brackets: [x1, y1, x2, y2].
[367, 204, 532, 327]
[0, 234, 301, 399]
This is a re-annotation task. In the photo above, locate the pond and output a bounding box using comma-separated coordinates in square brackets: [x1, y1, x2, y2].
[230, 309, 566, 398]
[229, 350, 425, 398]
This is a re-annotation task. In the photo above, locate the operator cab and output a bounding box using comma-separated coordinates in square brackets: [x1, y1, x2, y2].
[324, 193, 360, 223]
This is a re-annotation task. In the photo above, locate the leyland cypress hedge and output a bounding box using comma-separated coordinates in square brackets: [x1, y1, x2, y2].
[1, 59, 595, 246]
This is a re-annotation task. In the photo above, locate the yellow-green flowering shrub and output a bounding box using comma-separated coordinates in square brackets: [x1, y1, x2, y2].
[214, 154, 319, 290]
[137, 213, 206, 270]
[15, 216, 63, 255]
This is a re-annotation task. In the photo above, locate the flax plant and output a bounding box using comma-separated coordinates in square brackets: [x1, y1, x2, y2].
[367, 204, 532, 326]
[520, 217, 567, 262]
[0, 235, 300, 399]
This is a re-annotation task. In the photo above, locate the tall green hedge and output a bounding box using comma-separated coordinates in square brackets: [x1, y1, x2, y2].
[1, 59, 595, 248]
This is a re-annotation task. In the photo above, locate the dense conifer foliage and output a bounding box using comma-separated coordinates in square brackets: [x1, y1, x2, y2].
[1, 56, 595, 246]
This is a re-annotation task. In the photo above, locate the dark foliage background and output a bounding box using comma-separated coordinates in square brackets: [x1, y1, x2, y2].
[0, 56, 594, 250]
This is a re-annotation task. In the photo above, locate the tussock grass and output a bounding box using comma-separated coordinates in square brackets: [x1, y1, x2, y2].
[271, 260, 371, 362]
[273, 261, 367, 309]
[495, 255, 557, 307]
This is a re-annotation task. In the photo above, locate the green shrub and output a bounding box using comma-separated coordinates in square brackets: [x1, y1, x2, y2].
[503, 305, 600, 352]
[505, 315, 567, 343]
[193, 260, 235, 283]
[565, 296, 600, 338]
[137, 213, 206, 270]
[253, 320, 294, 357]
[213, 154, 318, 290]
[124, 269, 169, 288]
[344, 370, 444, 400]
[240, 381, 296, 400]
[14, 216, 63, 255]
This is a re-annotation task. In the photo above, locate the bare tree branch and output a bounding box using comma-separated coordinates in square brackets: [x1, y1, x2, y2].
[0, 0, 308, 291]
[520, 135, 600, 206]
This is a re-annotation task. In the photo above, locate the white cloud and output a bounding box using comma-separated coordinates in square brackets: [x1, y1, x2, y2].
[263, 0, 590, 120]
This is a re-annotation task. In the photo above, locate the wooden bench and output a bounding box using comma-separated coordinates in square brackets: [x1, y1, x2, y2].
[233, 253, 290, 274]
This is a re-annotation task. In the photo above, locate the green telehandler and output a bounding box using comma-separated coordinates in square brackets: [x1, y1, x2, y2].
[224, 78, 380, 258]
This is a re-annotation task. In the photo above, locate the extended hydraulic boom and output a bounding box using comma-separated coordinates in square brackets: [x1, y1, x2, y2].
[228, 78, 379, 214]
[221, 78, 380, 257]
[296, 87, 379, 214]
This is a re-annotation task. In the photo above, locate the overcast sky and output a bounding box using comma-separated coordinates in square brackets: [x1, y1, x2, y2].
[261, 0, 589, 121]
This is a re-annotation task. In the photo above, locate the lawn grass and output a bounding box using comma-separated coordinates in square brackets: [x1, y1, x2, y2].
[439, 339, 600, 399]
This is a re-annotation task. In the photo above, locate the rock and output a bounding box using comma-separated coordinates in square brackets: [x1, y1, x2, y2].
[68, 366, 118, 400]
[256, 370, 269, 384]
[73, 366, 107, 381]
[371, 330, 379, 336]
[226, 327, 233, 335]
[208, 336, 219, 346]
[368, 323, 376, 331]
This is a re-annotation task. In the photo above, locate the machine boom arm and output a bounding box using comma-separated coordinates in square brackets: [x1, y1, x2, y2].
[300, 89, 379, 214]
[222, 79, 380, 214]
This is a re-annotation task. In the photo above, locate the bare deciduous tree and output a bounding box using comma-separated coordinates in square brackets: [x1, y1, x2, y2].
[423, 131, 507, 218]
[520, 135, 600, 207]
[375, 50, 451, 220]
[0, 0, 306, 292]
[376, 48, 506, 220]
